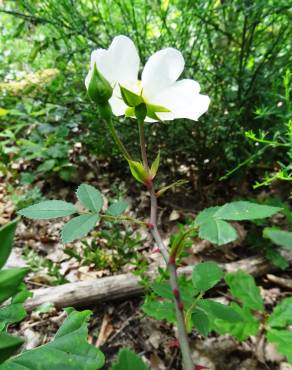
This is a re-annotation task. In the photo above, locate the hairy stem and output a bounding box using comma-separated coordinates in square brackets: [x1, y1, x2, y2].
[139, 120, 194, 370]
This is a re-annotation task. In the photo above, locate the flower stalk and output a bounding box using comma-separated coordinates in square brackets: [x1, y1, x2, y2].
[101, 105, 132, 161]
[139, 120, 194, 370]
[138, 119, 149, 172]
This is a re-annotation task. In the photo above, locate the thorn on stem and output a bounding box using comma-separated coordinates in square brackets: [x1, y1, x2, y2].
[172, 288, 180, 300]
[178, 302, 184, 311]
[146, 222, 154, 229]
[168, 255, 176, 264]
[145, 177, 153, 190]
[168, 339, 179, 348]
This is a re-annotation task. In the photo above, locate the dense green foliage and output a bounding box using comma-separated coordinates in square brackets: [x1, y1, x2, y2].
[1, 0, 291, 187]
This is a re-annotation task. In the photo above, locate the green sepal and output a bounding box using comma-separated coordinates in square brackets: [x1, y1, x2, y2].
[120, 85, 143, 107]
[150, 150, 160, 179]
[146, 103, 170, 121]
[125, 107, 135, 117]
[127, 160, 148, 184]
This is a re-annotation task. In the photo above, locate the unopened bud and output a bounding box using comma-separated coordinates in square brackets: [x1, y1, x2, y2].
[87, 64, 113, 105]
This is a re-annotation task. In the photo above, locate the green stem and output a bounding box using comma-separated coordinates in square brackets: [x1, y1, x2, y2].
[106, 116, 132, 161]
[138, 120, 149, 171]
[101, 214, 146, 226]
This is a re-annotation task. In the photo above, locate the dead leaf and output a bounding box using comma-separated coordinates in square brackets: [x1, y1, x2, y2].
[96, 314, 113, 347]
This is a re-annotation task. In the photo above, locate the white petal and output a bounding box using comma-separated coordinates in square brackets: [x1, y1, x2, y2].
[85, 69, 92, 89]
[86, 35, 140, 89]
[151, 79, 210, 121]
[109, 84, 128, 116]
[141, 48, 184, 100]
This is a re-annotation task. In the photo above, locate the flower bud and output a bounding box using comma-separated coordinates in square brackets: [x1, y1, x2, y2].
[87, 64, 113, 105]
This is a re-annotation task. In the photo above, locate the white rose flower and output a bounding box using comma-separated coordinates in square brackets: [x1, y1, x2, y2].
[85, 35, 210, 122]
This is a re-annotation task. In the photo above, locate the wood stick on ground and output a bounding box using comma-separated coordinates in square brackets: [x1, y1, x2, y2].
[24, 254, 292, 311]
[266, 274, 292, 290]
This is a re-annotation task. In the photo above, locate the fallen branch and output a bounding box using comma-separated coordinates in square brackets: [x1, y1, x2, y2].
[25, 254, 292, 311]
[266, 274, 292, 290]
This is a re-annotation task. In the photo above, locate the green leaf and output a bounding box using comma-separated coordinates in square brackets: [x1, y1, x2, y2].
[0, 268, 28, 304]
[76, 184, 103, 213]
[151, 280, 194, 306]
[0, 332, 24, 363]
[195, 207, 220, 225]
[12, 284, 32, 304]
[214, 201, 281, 221]
[150, 150, 160, 179]
[0, 304, 26, 331]
[199, 219, 237, 246]
[37, 159, 56, 173]
[213, 303, 260, 341]
[0, 220, 18, 269]
[128, 160, 148, 184]
[267, 329, 292, 363]
[34, 303, 55, 314]
[18, 201, 76, 220]
[264, 228, 292, 250]
[142, 300, 176, 323]
[191, 308, 210, 336]
[0, 108, 9, 117]
[225, 271, 264, 311]
[192, 262, 223, 292]
[195, 202, 282, 246]
[106, 200, 128, 216]
[61, 214, 99, 244]
[156, 179, 188, 197]
[265, 248, 289, 270]
[151, 282, 173, 300]
[1, 309, 105, 369]
[197, 299, 242, 323]
[268, 297, 292, 328]
[110, 348, 149, 370]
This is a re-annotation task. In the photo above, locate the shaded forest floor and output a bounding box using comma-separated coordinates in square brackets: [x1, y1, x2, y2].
[1, 163, 291, 370]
